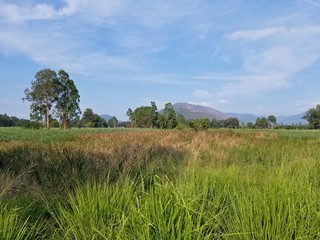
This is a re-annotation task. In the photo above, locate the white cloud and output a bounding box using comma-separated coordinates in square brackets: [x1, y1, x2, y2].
[209, 25, 320, 98]
[0, 0, 126, 22]
[226, 27, 285, 41]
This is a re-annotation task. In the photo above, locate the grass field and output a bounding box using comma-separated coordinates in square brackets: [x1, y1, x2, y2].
[0, 127, 319, 239]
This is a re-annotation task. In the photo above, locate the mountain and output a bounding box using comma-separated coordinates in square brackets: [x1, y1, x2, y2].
[225, 113, 262, 123]
[276, 113, 306, 125]
[100, 114, 112, 122]
[171, 102, 307, 125]
[172, 102, 226, 120]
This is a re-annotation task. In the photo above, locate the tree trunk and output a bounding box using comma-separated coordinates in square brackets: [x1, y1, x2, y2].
[63, 118, 68, 129]
[46, 105, 50, 129]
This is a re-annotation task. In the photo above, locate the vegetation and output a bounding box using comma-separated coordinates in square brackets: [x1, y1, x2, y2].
[128, 102, 178, 129]
[79, 108, 107, 128]
[303, 104, 320, 129]
[0, 128, 320, 239]
[23, 68, 80, 129]
[108, 116, 119, 128]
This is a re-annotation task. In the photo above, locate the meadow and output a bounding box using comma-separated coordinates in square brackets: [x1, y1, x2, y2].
[0, 127, 319, 239]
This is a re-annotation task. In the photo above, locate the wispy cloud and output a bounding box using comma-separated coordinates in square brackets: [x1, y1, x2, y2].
[203, 24, 320, 99]
[300, 0, 320, 7]
[226, 27, 284, 41]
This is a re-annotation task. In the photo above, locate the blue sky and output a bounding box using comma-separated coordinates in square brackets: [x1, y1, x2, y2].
[1, 0, 320, 120]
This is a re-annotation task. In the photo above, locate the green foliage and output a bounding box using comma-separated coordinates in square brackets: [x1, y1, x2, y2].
[164, 102, 178, 129]
[255, 117, 269, 128]
[23, 68, 81, 129]
[303, 104, 320, 129]
[267, 115, 276, 124]
[131, 105, 155, 128]
[223, 117, 240, 128]
[23, 69, 59, 129]
[176, 114, 186, 126]
[81, 108, 107, 128]
[188, 118, 212, 131]
[108, 116, 119, 128]
[56, 70, 81, 129]
[0, 204, 40, 240]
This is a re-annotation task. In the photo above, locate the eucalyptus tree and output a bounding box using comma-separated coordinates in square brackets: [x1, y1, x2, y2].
[23, 68, 81, 129]
[267, 115, 277, 129]
[108, 116, 119, 128]
[56, 70, 81, 129]
[23, 69, 59, 129]
[164, 102, 177, 129]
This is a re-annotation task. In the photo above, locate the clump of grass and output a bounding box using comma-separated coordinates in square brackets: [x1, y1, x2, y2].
[49, 175, 224, 239]
[0, 203, 42, 240]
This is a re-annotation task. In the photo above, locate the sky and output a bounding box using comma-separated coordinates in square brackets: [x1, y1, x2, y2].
[1, 0, 320, 120]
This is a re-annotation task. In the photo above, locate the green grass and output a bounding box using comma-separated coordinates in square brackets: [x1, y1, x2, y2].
[0, 128, 320, 239]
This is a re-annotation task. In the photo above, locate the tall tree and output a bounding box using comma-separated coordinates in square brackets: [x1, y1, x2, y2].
[132, 106, 153, 128]
[108, 116, 119, 128]
[176, 114, 186, 126]
[164, 102, 177, 129]
[23, 69, 59, 129]
[126, 108, 133, 121]
[151, 101, 158, 128]
[255, 117, 268, 129]
[267, 115, 277, 129]
[223, 117, 240, 128]
[303, 104, 320, 129]
[56, 70, 81, 129]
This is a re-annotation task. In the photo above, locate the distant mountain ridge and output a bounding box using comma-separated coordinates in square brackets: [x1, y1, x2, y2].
[172, 102, 307, 125]
[100, 114, 112, 122]
[172, 102, 226, 120]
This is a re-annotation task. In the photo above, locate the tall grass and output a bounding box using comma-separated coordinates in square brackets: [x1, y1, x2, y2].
[0, 128, 320, 239]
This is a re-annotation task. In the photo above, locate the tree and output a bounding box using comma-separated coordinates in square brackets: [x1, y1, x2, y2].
[81, 108, 107, 128]
[176, 114, 186, 126]
[56, 70, 81, 129]
[255, 117, 268, 128]
[151, 101, 158, 128]
[303, 104, 320, 129]
[0, 114, 13, 127]
[23, 69, 59, 129]
[108, 116, 118, 128]
[223, 117, 240, 128]
[126, 108, 133, 121]
[126, 108, 133, 127]
[132, 106, 153, 128]
[23, 68, 81, 129]
[267, 115, 277, 129]
[158, 113, 166, 129]
[163, 102, 177, 129]
[211, 118, 221, 128]
[199, 118, 211, 130]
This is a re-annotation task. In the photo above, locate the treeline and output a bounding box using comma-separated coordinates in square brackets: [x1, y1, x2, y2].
[0, 114, 44, 129]
[124, 102, 309, 130]
[17, 68, 315, 130]
[0, 103, 307, 130]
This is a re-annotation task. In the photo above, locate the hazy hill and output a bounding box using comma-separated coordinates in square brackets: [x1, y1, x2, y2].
[100, 114, 112, 122]
[172, 102, 226, 120]
[276, 113, 307, 125]
[171, 102, 306, 125]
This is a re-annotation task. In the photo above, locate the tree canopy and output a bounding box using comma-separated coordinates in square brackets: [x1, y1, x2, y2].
[56, 70, 81, 129]
[80, 108, 107, 128]
[23, 68, 81, 129]
[303, 104, 320, 129]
